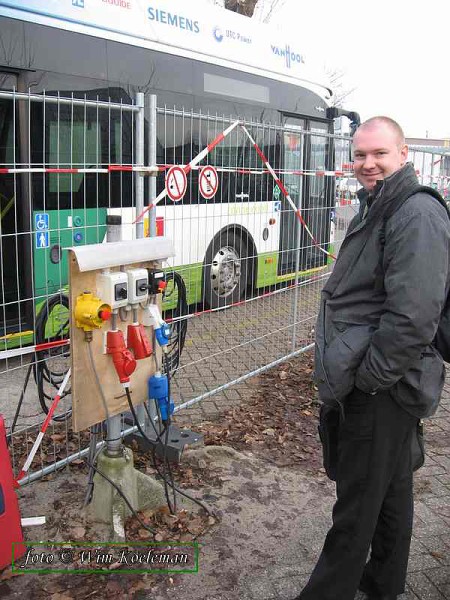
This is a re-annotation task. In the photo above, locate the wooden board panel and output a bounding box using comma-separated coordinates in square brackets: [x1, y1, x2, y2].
[69, 253, 162, 432]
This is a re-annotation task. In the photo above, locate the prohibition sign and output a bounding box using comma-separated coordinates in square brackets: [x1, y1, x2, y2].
[166, 165, 187, 202]
[199, 165, 219, 200]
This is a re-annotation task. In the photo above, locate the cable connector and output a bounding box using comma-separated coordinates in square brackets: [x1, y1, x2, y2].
[148, 372, 174, 422]
[143, 304, 171, 348]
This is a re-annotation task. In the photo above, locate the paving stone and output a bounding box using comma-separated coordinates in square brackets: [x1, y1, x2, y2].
[407, 572, 448, 599]
[246, 578, 278, 599]
[407, 552, 442, 572]
[272, 575, 307, 598]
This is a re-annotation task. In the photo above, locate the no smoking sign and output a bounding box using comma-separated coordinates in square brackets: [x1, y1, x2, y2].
[165, 165, 187, 202]
[199, 165, 218, 200]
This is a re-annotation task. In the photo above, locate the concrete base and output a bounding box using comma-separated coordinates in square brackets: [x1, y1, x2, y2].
[90, 447, 166, 541]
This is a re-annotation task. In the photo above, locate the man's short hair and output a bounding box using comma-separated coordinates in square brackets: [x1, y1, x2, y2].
[356, 116, 405, 146]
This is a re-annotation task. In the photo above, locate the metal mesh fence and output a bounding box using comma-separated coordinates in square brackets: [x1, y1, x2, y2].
[0, 90, 363, 483]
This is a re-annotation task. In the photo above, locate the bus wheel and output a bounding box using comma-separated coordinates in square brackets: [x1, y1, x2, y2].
[203, 231, 248, 309]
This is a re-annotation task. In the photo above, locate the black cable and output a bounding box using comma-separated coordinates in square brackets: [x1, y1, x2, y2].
[84, 458, 156, 534]
[125, 386, 175, 514]
[163, 271, 188, 376]
[33, 293, 71, 422]
[83, 423, 102, 507]
[162, 352, 177, 511]
[126, 387, 214, 516]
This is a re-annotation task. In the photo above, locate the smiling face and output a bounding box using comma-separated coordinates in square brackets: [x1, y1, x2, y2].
[352, 122, 408, 191]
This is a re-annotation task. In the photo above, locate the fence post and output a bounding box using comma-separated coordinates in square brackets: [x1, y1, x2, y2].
[149, 94, 157, 238]
[105, 215, 123, 457]
[133, 92, 147, 431]
[135, 92, 145, 240]
[291, 132, 305, 351]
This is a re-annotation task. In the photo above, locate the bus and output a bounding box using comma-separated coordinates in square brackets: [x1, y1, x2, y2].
[0, 0, 358, 350]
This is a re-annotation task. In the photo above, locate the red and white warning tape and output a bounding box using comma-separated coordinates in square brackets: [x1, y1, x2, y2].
[133, 119, 242, 224]
[14, 368, 71, 487]
[0, 164, 352, 177]
[240, 124, 336, 260]
[0, 338, 69, 361]
[0, 165, 164, 175]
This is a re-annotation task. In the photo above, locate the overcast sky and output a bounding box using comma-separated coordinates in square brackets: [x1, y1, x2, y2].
[267, 0, 449, 138]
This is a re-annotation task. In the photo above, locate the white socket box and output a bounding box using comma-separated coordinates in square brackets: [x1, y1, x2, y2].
[96, 271, 128, 309]
[127, 268, 148, 304]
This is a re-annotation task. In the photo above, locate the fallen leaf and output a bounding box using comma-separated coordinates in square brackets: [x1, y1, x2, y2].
[262, 428, 275, 436]
[71, 526, 86, 539]
[138, 528, 151, 539]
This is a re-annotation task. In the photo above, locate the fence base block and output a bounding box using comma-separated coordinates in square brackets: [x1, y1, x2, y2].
[127, 425, 203, 463]
[90, 447, 166, 541]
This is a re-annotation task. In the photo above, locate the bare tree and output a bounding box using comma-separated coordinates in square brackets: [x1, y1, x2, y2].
[325, 67, 356, 108]
[224, 0, 259, 17]
[211, 0, 287, 21]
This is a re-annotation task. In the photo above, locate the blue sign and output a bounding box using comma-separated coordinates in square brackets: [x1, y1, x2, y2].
[36, 232, 49, 249]
[35, 213, 49, 231]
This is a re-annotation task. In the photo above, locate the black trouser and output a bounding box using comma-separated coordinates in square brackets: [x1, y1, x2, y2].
[298, 388, 417, 600]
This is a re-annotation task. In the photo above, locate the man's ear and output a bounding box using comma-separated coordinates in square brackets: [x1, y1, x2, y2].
[400, 144, 408, 166]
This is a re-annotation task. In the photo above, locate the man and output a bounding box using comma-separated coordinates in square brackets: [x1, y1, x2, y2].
[296, 117, 450, 600]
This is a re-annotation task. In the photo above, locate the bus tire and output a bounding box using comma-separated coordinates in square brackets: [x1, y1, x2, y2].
[203, 230, 249, 309]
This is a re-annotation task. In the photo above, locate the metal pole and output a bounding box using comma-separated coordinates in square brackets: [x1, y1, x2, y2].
[149, 94, 157, 238]
[135, 92, 145, 240]
[105, 215, 123, 457]
[145, 94, 159, 432]
[291, 133, 305, 351]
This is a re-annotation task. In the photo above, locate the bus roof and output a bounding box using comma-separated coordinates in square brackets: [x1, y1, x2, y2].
[0, 0, 331, 100]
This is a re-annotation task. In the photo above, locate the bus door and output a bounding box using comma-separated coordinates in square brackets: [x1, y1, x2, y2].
[0, 72, 25, 338]
[279, 117, 334, 275]
[278, 117, 304, 275]
[301, 120, 334, 270]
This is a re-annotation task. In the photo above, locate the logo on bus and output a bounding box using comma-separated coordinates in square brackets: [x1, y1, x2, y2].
[271, 44, 305, 69]
[213, 26, 251, 44]
[213, 26, 224, 42]
[147, 7, 200, 34]
[72, 0, 85, 7]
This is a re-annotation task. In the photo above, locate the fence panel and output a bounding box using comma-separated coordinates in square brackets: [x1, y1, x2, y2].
[0, 91, 360, 483]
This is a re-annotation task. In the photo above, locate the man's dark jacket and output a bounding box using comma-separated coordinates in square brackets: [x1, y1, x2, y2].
[315, 163, 450, 418]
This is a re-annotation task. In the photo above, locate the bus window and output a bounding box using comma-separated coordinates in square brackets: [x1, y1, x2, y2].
[32, 100, 133, 210]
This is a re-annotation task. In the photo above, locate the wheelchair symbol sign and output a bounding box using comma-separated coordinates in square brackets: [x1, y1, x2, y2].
[35, 213, 49, 231]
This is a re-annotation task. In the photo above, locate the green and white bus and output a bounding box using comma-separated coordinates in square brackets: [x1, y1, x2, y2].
[0, 0, 358, 350]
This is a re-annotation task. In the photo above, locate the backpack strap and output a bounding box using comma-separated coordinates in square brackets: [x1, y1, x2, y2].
[374, 186, 450, 292]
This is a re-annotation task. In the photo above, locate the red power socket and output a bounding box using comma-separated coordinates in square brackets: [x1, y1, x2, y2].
[106, 330, 137, 384]
[127, 323, 152, 360]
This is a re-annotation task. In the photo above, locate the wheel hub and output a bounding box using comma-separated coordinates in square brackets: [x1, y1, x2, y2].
[210, 246, 241, 298]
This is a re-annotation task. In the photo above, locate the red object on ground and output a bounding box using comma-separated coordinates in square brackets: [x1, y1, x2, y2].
[127, 323, 152, 360]
[106, 330, 137, 384]
[0, 416, 27, 569]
